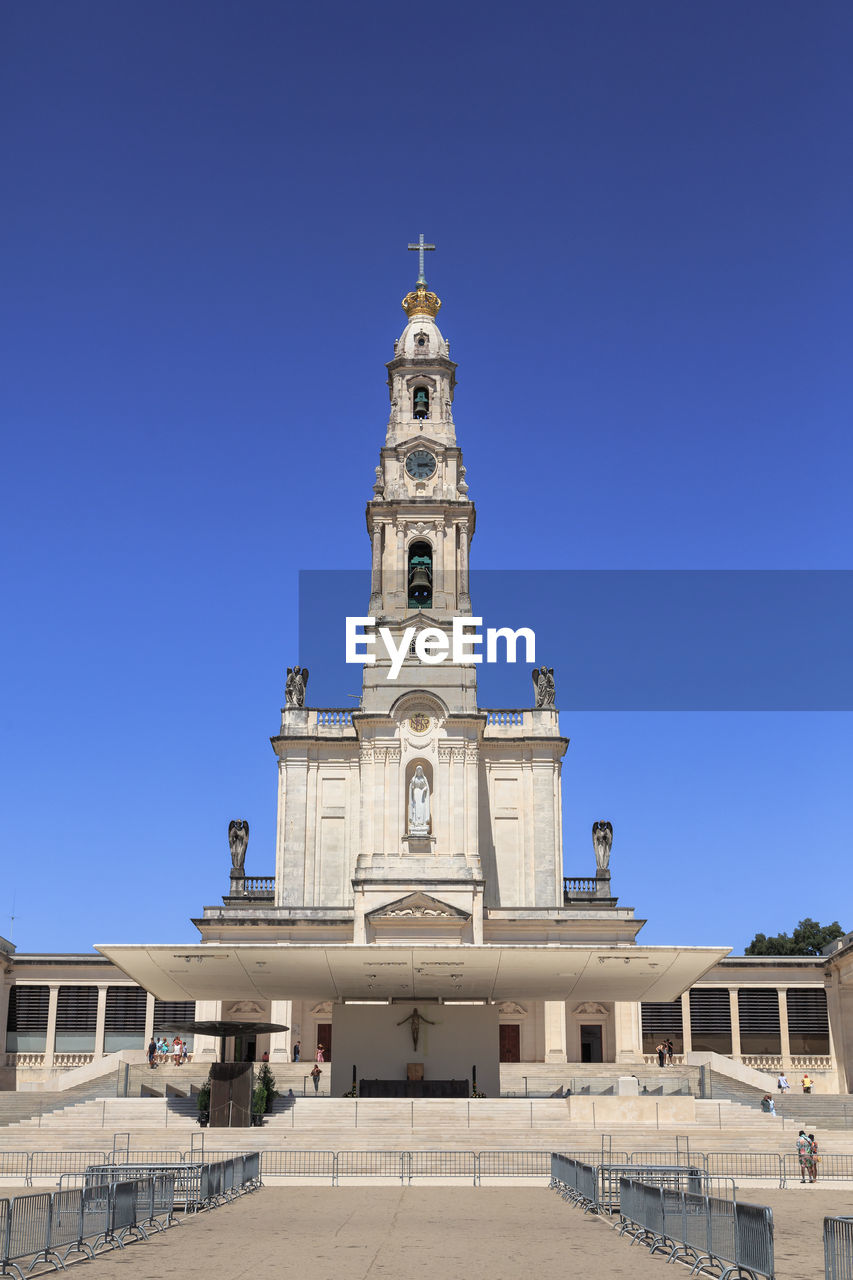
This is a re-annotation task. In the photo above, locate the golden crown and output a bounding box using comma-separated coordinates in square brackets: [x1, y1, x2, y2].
[402, 283, 442, 318]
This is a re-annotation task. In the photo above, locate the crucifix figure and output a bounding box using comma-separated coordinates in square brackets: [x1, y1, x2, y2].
[396, 1006, 435, 1051]
[407, 234, 436, 284]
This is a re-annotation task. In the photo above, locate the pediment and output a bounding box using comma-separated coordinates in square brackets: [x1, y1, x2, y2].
[368, 892, 471, 921]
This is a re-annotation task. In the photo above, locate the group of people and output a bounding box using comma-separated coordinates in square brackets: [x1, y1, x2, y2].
[796, 1130, 820, 1182]
[147, 1036, 188, 1068]
[654, 1040, 676, 1066]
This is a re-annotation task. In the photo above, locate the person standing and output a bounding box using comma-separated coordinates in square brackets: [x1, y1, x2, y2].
[796, 1130, 811, 1183]
[147, 1037, 157, 1070]
[807, 1133, 819, 1183]
[316, 1043, 325, 1063]
[665, 1039, 674, 1065]
[802, 1074, 813, 1093]
[292, 1041, 301, 1063]
[656, 1042, 666, 1068]
[310, 1065, 322, 1094]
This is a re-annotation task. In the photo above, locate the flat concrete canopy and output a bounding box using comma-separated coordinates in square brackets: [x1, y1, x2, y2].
[95, 941, 729, 1003]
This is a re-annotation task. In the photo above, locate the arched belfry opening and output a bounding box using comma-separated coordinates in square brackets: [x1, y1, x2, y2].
[413, 386, 429, 419]
[407, 541, 433, 609]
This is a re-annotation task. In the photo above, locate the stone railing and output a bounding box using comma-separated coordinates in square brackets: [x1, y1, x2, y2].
[485, 710, 524, 727]
[791, 1055, 833, 1071]
[242, 876, 275, 896]
[5, 1052, 45, 1068]
[53, 1053, 95, 1069]
[741, 1054, 783, 1071]
[316, 709, 353, 726]
[642, 1053, 686, 1066]
[563, 876, 598, 899]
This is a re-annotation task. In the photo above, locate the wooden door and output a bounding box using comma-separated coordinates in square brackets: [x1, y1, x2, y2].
[499, 1024, 521, 1063]
[317, 1023, 332, 1061]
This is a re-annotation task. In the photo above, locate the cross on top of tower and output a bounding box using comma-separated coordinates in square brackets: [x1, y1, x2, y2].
[407, 234, 436, 285]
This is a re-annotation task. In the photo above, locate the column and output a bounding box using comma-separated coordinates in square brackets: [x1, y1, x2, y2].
[369, 524, 383, 609]
[193, 1000, 220, 1063]
[94, 986, 107, 1059]
[144, 991, 155, 1045]
[680, 992, 693, 1056]
[458, 525, 470, 609]
[433, 523, 445, 601]
[0, 979, 11, 1066]
[614, 1001, 643, 1063]
[544, 1000, 568, 1064]
[269, 1000, 292, 1064]
[728, 987, 741, 1061]
[43, 983, 60, 1070]
[778, 987, 792, 1072]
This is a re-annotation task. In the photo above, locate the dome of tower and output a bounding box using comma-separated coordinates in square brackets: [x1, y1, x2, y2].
[394, 313, 449, 360]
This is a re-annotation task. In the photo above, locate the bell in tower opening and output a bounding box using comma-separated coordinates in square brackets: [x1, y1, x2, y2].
[407, 540, 433, 609]
[413, 386, 429, 419]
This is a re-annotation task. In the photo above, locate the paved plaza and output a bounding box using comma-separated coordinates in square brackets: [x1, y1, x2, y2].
[17, 1184, 846, 1280]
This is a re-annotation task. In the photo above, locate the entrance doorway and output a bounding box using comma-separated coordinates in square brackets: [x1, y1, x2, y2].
[317, 1023, 332, 1061]
[580, 1025, 603, 1063]
[499, 1024, 521, 1063]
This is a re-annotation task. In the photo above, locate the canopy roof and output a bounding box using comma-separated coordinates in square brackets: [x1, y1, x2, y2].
[96, 941, 729, 1004]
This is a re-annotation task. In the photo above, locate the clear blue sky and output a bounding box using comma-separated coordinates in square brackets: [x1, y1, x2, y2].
[2, 2, 851, 955]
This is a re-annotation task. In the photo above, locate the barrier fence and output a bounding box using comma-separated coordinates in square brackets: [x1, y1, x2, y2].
[617, 1176, 776, 1280]
[825, 1216, 853, 1280]
[0, 1157, 260, 1278]
[8, 1146, 853, 1190]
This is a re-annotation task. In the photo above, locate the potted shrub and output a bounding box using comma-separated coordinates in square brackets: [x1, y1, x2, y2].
[256, 1061, 278, 1113]
[196, 1079, 210, 1127]
[251, 1084, 267, 1126]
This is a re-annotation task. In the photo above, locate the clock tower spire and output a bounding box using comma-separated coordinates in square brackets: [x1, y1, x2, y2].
[363, 240, 477, 713]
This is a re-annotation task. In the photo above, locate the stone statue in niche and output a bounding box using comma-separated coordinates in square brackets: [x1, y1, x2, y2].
[228, 820, 249, 874]
[408, 766, 430, 834]
[285, 666, 309, 708]
[532, 666, 555, 707]
[592, 820, 613, 871]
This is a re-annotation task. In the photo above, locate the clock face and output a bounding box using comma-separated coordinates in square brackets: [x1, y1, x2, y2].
[406, 449, 437, 480]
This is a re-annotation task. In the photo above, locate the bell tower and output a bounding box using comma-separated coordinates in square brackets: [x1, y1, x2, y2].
[363, 238, 477, 714]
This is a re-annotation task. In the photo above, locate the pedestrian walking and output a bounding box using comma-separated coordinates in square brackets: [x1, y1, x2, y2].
[147, 1037, 157, 1069]
[777, 1073, 790, 1092]
[801, 1073, 813, 1093]
[292, 1040, 301, 1063]
[310, 1064, 322, 1094]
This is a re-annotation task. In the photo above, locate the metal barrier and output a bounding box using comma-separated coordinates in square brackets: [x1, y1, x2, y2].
[112, 1148, 184, 1165]
[786, 1153, 853, 1184]
[260, 1150, 336, 1179]
[29, 1150, 109, 1184]
[4, 1192, 53, 1275]
[825, 1215, 853, 1280]
[409, 1151, 477, 1184]
[336, 1151, 407, 1184]
[706, 1151, 785, 1187]
[477, 1150, 551, 1180]
[617, 1176, 776, 1280]
[0, 1155, 30, 1184]
[549, 1154, 598, 1209]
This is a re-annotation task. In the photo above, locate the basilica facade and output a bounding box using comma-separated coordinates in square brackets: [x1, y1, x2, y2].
[2, 254, 843, 1098]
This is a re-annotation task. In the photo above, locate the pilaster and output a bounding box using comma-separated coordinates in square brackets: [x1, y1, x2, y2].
[544, 1000, 568, 1063]
[728, 987, 741, 1060]
[680, 991, 693, 1055]
[144, 991, 155, 1045]
[778, 987, 792, 1071]
[269, 1000, 292, 1063]
[94, 986, 107, 1059]
[43, 983, 60, 1069]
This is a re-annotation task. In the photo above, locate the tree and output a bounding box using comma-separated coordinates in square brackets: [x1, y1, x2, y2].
[745, 918, 846, 957]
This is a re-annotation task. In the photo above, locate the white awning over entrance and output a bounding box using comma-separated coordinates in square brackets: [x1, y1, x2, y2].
[95, 942, 730, 1003]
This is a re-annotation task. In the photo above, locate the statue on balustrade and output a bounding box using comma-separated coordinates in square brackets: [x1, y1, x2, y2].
[532, 666, 555, 707]
[592, 820, 613, 872]
[285, 665, 309, 708]
[408, 766, 431, 834]
[228, 819, 249, 874]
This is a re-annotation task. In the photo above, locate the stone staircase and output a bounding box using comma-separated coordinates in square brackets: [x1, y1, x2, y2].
[708, 1070, 853, 1129]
